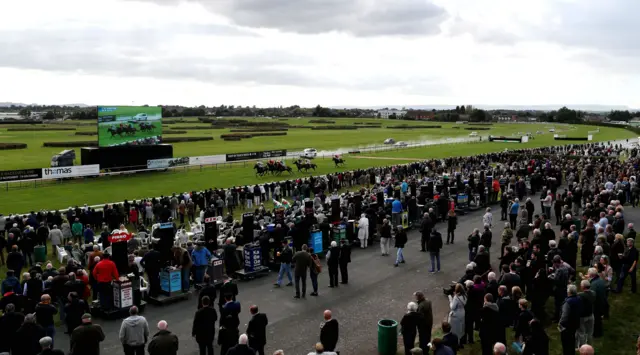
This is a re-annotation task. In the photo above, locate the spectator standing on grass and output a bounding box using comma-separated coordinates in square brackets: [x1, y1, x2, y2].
[34, 294, 57, 345]
[559, 285, 582, 355]
[48, 225, 62, 257]
[71, 219, 83, 244]
[148, 320, 178, 355]
[441, 322, 459, 355]
[0, 304, 24, 353]
[13, 313, 46, 355]
[615, 238, 638, 294]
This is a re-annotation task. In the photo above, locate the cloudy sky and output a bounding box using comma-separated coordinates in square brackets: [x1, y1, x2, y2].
[1, 0, 639, 108]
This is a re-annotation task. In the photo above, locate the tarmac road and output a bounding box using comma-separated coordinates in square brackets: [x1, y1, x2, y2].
[52, 186, 613, 355]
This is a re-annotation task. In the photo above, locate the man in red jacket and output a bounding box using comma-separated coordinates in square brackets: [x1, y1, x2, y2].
[92, 253, 119, 310]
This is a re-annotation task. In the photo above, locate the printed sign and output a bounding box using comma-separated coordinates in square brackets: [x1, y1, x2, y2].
[204, 217, 217, 224]
[147, 157, 190, 169]
[40, 165, 99, 180]
[225, 149, 287, 162]
[188, 155, 226, 166]
[0, 168, 42, 182]
[159, 222, 174, 229]
[108, 231, 132, 243]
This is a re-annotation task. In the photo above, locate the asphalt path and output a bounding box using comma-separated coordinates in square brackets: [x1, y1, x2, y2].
[52, 186, 626, 355]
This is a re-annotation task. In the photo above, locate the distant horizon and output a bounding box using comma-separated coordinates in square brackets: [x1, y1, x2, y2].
[0, 102, 638, 113]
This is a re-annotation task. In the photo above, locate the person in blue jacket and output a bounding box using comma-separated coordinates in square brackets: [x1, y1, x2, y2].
[191, 241, 212, 284]
[509, 198, 520, 230]
[392, 197, 403, 228]
[1, 270, 21, 295]
[83, 226, 95, 244]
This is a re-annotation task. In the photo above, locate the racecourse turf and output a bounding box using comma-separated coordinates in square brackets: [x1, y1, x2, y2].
[0, 118, 634, 213]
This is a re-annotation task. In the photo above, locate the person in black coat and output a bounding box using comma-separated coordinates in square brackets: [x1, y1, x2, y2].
[246, 305, 268, 355]
[13, 313, 46, 355]
[327, 241, 340, 288]
[479, 294, 504, 355]
[63, 292, 89, 335]
[339, 239, 351, 284]
[441, 321, 459, 355]
[394, 226, 408, 267]
[420, 213, 433, 252]
[192, 296, 217, 355]
[522, 319, 549, 355]
[0, 303, 25, 353]
[446, 210, 457, 244]
[320, 310, 339, 352]
[400, 302, 427, 355]
[496, 285, 517, 328]
[197, 276, 216, 309]
[428, 229, 443, 273]
[226, 334, 255, 355]
[514, 299, 535, 342]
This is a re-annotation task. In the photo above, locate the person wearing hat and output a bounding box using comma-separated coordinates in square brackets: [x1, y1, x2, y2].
[394, 225, 408, 267]
[70, 313, 105, 355]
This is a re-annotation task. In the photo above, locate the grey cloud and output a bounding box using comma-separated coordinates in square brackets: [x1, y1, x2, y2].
[451, 1, 640, 57]
[131, 0, 448, 37]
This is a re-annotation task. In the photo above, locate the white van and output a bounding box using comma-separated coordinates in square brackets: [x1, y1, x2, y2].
[469, 132, 478, 137]
[301, 148, 317, 158]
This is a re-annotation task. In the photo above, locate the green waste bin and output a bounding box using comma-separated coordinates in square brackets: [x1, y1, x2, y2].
[34, 245, 46, 263]
[377, 319, 398, 355]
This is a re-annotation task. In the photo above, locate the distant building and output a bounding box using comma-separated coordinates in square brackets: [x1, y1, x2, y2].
[0, 112, 23, 120]
[377, 109, 407, 119]
[404, 110, 434, 120]
[584, 114, 606, 122]
[627, 119, 640, 127]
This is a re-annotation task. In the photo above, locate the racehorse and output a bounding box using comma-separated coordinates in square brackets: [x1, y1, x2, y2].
[267, 162, 293, 176]
[332, 157, 346, 167]
[108, 125, 137, 138]
[254, 163, 268, 177]
[139, 122, 156, 132]
[294, 160, 317, 172]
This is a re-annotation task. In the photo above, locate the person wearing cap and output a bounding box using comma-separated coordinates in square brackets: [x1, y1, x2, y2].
[394, 225, 408, 267]
[70, 313, 105, 355]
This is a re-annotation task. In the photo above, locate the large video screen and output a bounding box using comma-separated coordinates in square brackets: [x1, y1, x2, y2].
[97, 106, 162, 147]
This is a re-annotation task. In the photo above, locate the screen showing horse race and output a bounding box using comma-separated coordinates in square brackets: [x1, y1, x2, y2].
[97, 106, 162, 147]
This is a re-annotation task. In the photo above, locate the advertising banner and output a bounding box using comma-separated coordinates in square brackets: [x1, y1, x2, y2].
[97, 106, 162, 147]
[41, 165, 100, 180]
[225, 149, 287, 162]
[147, 157, 190, 169]
[188, 155, 226, 166]
[0, 168, 42, 182]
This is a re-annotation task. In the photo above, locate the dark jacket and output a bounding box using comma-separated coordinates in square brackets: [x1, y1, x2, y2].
[320, 318, 339, 351]
[339, 243, 351, 264]
[147, 330, 179, 355]
[428, 231, 443, 253]
[226, 344, 256, 355]
[246, 312, 269, 347]
[13, 322, 46, 355]
[0, 311, 25, 352]
[497, 295, 517, 328]
[192, 306, 218, 343]
[70, 322, 105, 355]
[64, 299, 90, 333]
[327, 246, 340, 267]
[400, 311, 427, 340]
[293, 251, 312, 277]
[34, 302, 58, 327]
[394, 230, 408, 248]
[559, 295, 582, 332]
[442, 332, 459, 355]
[514, 309, 535, 339]
[38, 349, 65, 355]
[198, 284, 217, 309]
[479, 302, 504, 344]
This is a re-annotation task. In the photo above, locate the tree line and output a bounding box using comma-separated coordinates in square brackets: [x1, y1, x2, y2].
[3, 104, 639, 123]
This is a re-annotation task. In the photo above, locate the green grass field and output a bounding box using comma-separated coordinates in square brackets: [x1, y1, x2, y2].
[0, 118, 635, 214]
